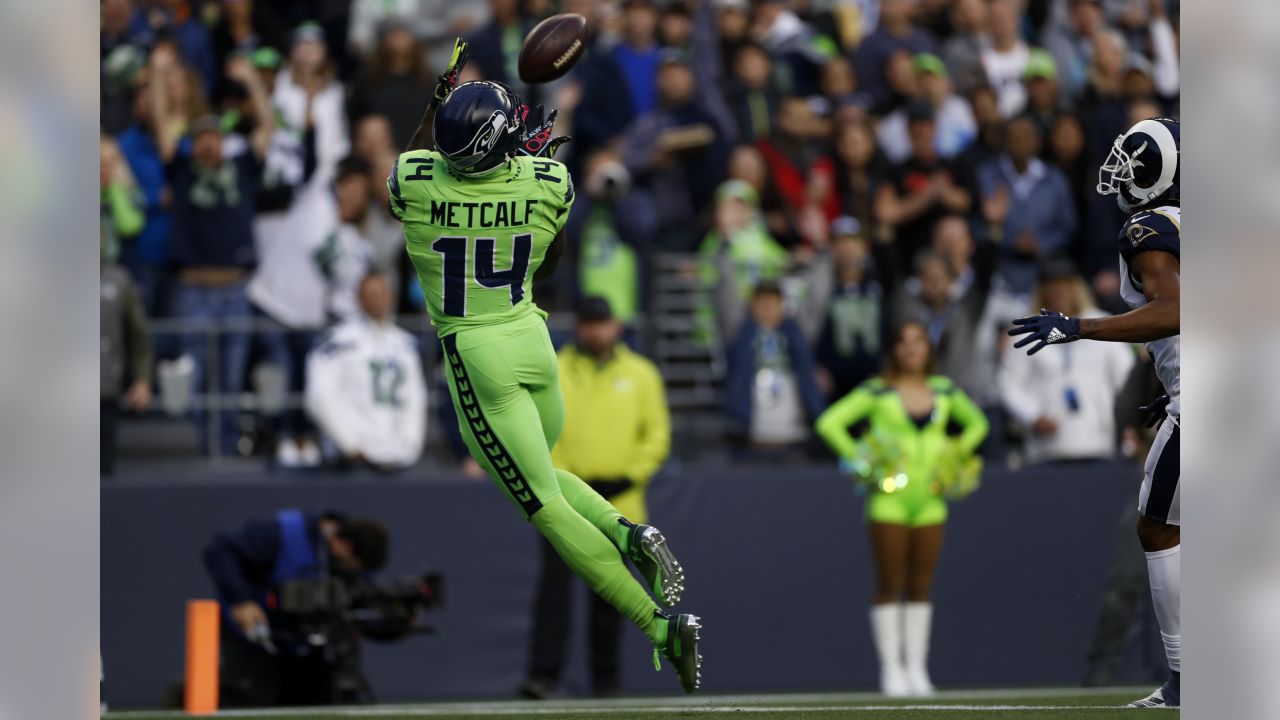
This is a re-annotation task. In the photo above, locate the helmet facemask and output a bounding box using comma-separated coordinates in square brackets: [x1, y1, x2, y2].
[1096, 118, 1179, 213]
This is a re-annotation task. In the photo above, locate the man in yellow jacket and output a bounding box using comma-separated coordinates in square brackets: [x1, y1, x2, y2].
[521, 297, 672, 698]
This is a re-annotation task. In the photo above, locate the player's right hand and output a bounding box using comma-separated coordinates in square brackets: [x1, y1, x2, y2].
[1139, 394, 1171, 428]
[431, 37, 470, 106]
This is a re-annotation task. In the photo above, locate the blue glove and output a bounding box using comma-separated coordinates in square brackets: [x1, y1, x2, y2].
[1007, 308, 1081, 355]
[1139, 394, 1171, 428]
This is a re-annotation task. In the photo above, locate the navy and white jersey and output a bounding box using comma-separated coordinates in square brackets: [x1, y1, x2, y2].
[1117, 204, 1181, 415]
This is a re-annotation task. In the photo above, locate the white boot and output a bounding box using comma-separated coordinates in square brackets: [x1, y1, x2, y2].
[870, 604, 909, 697]
[903, 602, 936, 696]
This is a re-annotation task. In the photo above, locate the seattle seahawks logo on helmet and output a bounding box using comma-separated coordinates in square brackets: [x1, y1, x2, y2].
[1097, 117, 1180, 213]
[433, 81, 524, 176]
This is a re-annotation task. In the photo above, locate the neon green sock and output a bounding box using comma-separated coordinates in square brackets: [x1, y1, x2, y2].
[531, 495, 664, 645]
[554, 468, 632, 552]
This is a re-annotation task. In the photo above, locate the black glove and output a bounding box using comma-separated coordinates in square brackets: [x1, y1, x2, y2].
[1139, 394, 1171, 428]
[588, 478, 634, 500]
[517, 104, 572, 159]
[1007, 308, 1082, 355]
[430, 38, 469, 107]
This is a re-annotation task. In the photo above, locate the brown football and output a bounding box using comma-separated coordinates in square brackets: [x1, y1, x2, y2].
[518, 13, 587, 84]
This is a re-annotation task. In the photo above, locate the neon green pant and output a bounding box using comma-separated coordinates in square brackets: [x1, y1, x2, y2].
[441, 313, 664, 645]
[865, 484, 948, 528]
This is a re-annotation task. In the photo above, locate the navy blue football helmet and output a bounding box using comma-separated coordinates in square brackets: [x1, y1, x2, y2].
[433, 81, 524, 176]
[1097, 117, 1180, 213]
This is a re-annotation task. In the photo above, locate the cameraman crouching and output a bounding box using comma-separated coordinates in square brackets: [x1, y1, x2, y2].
[203, 509, 389, 707]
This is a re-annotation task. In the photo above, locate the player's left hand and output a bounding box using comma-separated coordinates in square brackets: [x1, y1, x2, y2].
[431, 37, 469, 106]
[1007, 308, 1081, 355]
[517, 104, 571, 159]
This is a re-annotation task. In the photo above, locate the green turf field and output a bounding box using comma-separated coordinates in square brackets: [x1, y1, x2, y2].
[107, 687, 1175, 720]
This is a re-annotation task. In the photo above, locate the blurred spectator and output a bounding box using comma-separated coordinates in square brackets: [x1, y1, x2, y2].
[658, 0, 695, 49]
[757, 95, 841, 245]
[939, 0, 990, 96]
[973, 114, 1076, 400]
[979, 0, 1030, 118]
[724, 42, 782, 143]
[815, 55, 872, 120]
[832, 118, 886, 233]
[1044, 0, 1106, 102]
[147, 0, 219, 99]
[249, 157, 374, 466]
[100, 136, 147, 266]
[977, 115, 1077, 301]
[275, 22, 350, 190]
[962, 84, 1004, 166]
[572, 151, 646, 327]
[102, 0, 154, 133]
[101, 247, 153, 477]
[875, 102, 975, 268]
[891, 224, 995, 396]
[623, 50, 729, 250]
[119, 44, 214, 314]
[522, 297, 671, 699]
[852, 0, 936, 114]
[1046, 112, 1089, 264]
[570, 7, 635, 162]
[876, 53, 977, 164]
[713, 0, 752, 73]
[703, 180, 788, 341]
[801, 217, 893, 401]
[1145, 0, 1181, 106]
[753, 0, 824, 96]
[364, 150, 409, 307]
[352, 114, 395, 164]
[305, 272, 427, 470]
[1023, 49, 1065, 138]
[467, 0, 529, 90]
[347, 0, 481, 60]
[723, 282, 825, 457]
[160, 56, 269, 451]
[613, 0, 662, 115]
[348, 24, 433, 149]
[998, 260, 1134, 464]
[209, 0, 289, 84]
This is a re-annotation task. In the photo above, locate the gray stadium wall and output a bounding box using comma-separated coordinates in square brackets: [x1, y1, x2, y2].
[102, 462, 1152, 708]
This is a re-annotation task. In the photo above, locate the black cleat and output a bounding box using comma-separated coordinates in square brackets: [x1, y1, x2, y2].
[659, 613, 702, 694]
[1128, 671, 1179, 708]
[627, 524, 685, 606]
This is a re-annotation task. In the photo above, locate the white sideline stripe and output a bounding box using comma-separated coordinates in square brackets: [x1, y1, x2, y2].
[105, 688, 1151, 719]
[107, 704, 1137, 718]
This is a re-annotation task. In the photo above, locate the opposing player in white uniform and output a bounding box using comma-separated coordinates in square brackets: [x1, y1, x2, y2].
[1007, 118, 1181, 708]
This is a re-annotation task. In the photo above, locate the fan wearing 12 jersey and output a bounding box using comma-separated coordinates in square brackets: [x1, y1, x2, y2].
[1007, 117, 1181, 709]
[386, 40, 703, 693]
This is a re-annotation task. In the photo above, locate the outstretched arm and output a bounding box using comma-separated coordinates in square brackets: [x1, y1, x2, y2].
[1080, 251, 1179, 342]
[406, 38, 469, 152]
[1009, 251, 1179, 353]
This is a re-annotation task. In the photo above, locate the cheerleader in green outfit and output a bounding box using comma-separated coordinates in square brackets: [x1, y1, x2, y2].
[815, 320, 989, 697]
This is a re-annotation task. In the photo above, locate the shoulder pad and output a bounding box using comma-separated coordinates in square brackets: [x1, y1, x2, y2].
[1118, 206, 1180, 261]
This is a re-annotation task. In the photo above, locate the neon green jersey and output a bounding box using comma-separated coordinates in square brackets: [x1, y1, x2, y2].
[388, 150, 575, 336]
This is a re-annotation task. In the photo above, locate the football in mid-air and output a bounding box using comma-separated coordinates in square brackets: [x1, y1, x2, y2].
[518, 13, 587, 84]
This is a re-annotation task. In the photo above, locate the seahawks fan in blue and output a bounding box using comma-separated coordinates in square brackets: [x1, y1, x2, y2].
[1008, 117, 1182, 709]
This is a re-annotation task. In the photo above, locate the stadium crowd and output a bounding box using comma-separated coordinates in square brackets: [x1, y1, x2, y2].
[99, 0, 1179, 469]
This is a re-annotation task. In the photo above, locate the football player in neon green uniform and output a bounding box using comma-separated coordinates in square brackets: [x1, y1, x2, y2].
[387, 41, 702, 693]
